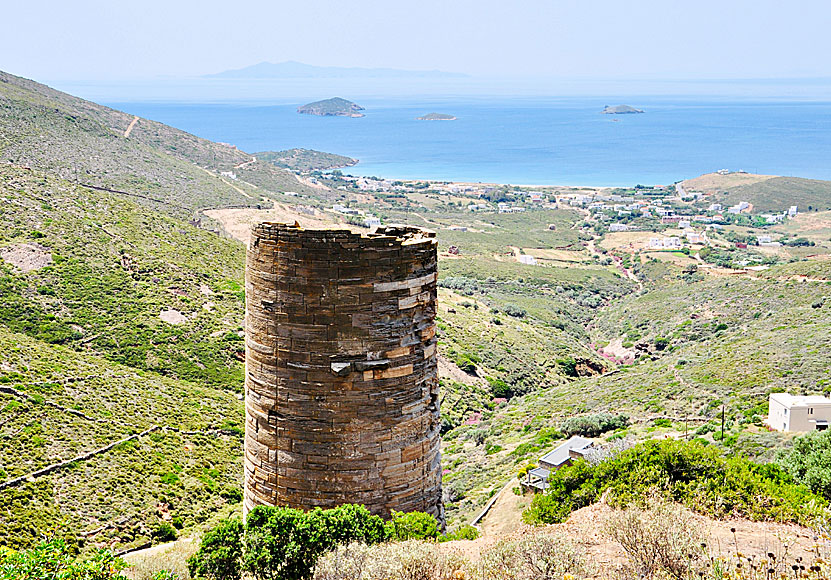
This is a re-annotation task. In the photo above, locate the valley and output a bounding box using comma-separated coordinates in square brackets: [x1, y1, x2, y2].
[1, 69, 831, 577]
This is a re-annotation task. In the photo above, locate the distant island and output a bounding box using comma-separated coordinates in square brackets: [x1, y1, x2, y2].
[256, 148, 358, 172]
[297, 98, 365, 118]
[601, 105, 644, 114]
[417, 113, 457, 121]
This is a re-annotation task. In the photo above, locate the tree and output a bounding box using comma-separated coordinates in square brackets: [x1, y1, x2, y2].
[242, 507, 321, 580]
[778, 430, 831, 499]
[385, 511, 440, 541]
[187, 518, 243, 580]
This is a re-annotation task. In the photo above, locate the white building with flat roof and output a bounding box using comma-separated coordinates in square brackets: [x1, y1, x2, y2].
[767, 393, 831, 432]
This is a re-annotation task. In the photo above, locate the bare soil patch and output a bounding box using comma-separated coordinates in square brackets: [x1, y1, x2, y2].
[205, 203, 351, 244]
[159, 309, 188, 325]
[0, 242, 52, 272]
[443, 500, 820, 572]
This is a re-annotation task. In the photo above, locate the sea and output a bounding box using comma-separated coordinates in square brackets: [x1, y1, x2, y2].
[107, 97, 831, 186]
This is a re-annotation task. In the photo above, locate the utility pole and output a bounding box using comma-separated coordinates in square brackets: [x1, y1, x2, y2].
[721, 405, 725, 441]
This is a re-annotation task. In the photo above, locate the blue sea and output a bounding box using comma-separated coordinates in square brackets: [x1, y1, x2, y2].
[108, 97, 831, 186]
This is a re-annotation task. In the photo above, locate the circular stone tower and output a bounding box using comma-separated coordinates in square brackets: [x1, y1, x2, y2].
[244, 223, 442, 522]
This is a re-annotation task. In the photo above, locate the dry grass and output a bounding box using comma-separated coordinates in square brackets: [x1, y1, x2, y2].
[122, 539, 198, 580]
[682, 172, 776, 194]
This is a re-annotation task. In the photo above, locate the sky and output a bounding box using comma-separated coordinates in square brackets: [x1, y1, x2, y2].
[2, 0, 830, 83]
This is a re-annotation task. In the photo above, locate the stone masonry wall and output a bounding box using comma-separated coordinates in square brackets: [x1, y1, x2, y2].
[244, 223, 442, 522]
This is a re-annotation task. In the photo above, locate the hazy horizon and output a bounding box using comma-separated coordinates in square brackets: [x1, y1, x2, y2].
[4, 0, 831, 101]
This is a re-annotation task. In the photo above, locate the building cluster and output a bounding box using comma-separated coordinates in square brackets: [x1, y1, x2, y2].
[330, 204, 382, 228]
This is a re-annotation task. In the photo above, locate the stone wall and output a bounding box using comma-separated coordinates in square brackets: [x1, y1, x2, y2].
[244, 223, 442, 522]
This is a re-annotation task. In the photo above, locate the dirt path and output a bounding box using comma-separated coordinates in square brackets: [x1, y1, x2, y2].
[195, 166, 253, 199]
[123, 116, 139, 138]
[234, 156, 256, 170]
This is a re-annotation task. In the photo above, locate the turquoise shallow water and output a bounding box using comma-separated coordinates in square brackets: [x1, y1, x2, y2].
[109, 98, 831, 186]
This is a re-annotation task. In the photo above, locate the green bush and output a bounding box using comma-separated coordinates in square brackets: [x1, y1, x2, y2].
[187, 518, 243, 580]
[152, 522, 178, 543]
[561, 413, 629, 437]
[523, 439, 825, 526]
[204, 505, 388, 580]
[777, 430, 831, 500]
[0, 539, 127, 580]
[385, 510, 440, 541]
[242, 507, 323, 580]
[440, 524, 480, 542]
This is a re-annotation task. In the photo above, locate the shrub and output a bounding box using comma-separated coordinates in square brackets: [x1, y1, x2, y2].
[238, 505, 387, 580]
[604, 501, 704, 579]
[187, 518, 243, 580]
[523, 439, 825, 526]
[152, 522, 178, 543]
[778, 430, 831, 500]
[503, 304, 527, 318]
[310, 504, 387, 546]
[479, 530, 591, 579]
[313, 541, 467, 580]
[0, 539, 127, 580]
[440, 524, 479, 542]
[242, 506, 322, 580]
[385, 511, 440, 541]
[561, 413, 629, 437]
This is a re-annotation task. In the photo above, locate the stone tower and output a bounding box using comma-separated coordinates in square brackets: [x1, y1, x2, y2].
[244, 223, 442, 521]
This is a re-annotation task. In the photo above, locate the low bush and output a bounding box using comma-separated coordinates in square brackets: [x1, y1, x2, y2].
[479, 530, 591, 580]
[561, 413, 629, 437]
[603, 500, 704, 579]
[189, 504, 402, 580]
[187, 518, 243, 580]
[0, 539, 128, 580]
[523, 439, 825, 526]
[313, 541, 466, 580]
[777, 429, 831, 500]
[385, 511, 440, 541]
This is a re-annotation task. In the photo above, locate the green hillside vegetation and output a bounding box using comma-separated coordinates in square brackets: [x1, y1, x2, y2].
[256, 149, 357, 172]
[0, 70, 313, 216]
[0, 326, 243, 550]
[0, 165, 246, 388]
[718, 176, 831, 212]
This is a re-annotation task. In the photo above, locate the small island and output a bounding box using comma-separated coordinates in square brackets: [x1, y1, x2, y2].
[601, 104, 644, 114]
[416, 112, 457, 121]
[297, 97, 365, 117]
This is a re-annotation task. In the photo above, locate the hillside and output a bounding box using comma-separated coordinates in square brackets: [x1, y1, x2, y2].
[3, 69, 831, 561]
[256, 148, 357, 172]
[720, 176, 831, 212]
[0, 70, 315, 216]
[0, 165, 246, 388]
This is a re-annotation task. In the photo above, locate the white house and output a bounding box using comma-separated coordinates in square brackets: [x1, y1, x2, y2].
[649, 237, 682, 250]
[767, 393, 831, 432]
[363, 217, 381, 228]
[609, 224, 629, 232]
[685, 230, 708, 245]
[518, 255, 537, 265]
[789, 205, 799, 217]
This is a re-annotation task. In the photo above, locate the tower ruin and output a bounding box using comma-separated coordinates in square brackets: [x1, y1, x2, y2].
[244, 223, 442, 521]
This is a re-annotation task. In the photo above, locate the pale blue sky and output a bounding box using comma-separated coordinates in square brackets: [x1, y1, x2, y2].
[2, 0, 828, 82]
